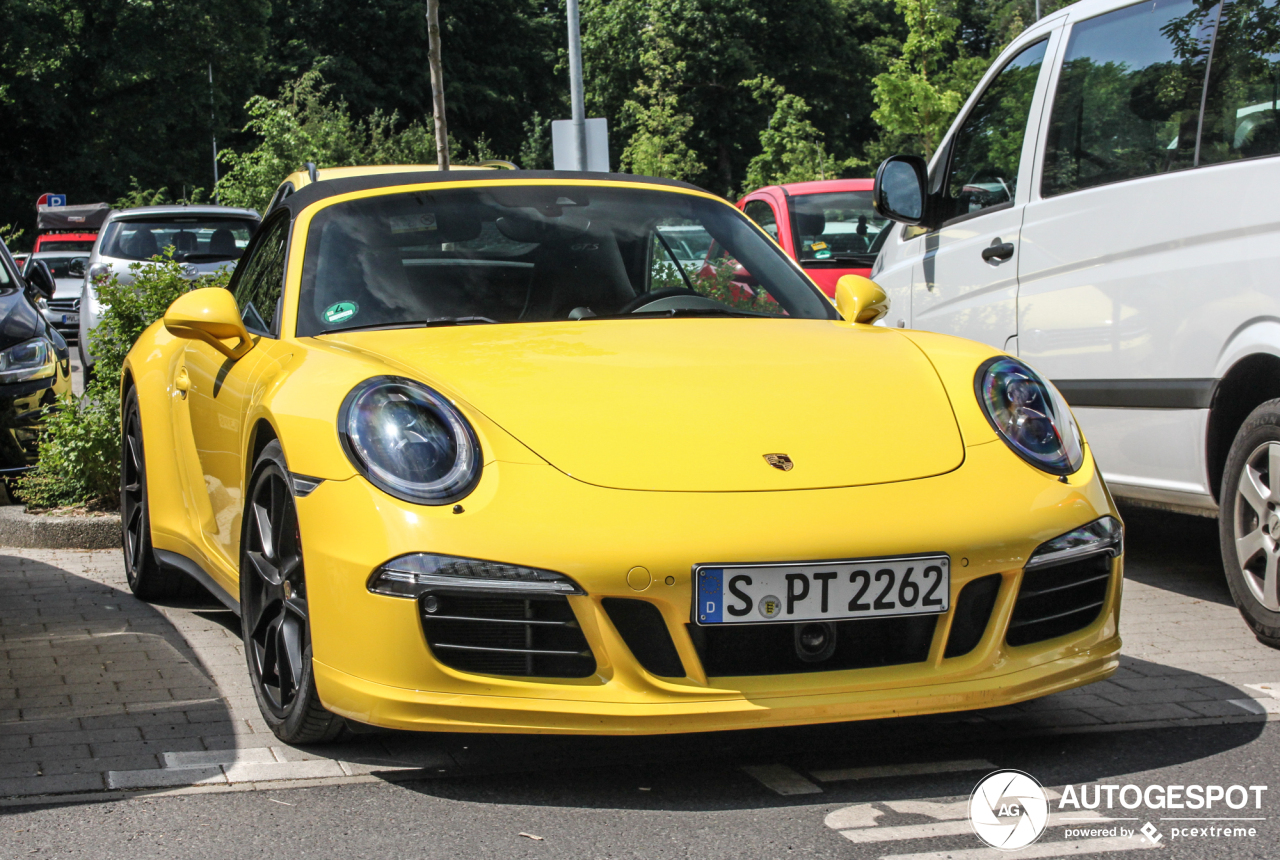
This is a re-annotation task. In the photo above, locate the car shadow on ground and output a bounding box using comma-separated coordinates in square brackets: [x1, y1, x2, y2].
[1118, 503, 1230, 606]
[0, 555, 236, 793]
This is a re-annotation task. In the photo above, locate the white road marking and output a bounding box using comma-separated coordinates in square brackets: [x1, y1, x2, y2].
[741, 764, 823, 795]
[1245, 683, 1280, 698]
[884, 835, 1161, 859]
[837, 811, 1111, 844]
[813, 759, 995, 783]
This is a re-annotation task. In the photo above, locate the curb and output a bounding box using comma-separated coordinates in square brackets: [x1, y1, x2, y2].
[0, 504, 121, 549]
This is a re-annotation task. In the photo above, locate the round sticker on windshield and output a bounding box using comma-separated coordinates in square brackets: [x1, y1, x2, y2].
[323, 301, 359, 324]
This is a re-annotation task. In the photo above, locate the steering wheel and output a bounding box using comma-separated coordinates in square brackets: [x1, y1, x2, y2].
[618, 287, 700, 314]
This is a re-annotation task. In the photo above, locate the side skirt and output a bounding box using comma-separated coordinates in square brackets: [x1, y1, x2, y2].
[155, 549, 241, 616]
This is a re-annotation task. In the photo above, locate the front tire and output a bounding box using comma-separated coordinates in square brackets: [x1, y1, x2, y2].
[241, 440, 344, 744]
[1220, 399, 1280, 647]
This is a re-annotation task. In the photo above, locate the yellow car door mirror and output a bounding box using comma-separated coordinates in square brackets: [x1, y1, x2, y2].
[835, 275, 890, 325]
[162, 287, 254, 359]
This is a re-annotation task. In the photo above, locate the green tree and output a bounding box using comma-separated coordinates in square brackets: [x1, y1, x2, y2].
[870, 0, 970, 160]
[620, 11, 703, 180]
[216, 70, 450, 213]
[742, 76, 843, 191]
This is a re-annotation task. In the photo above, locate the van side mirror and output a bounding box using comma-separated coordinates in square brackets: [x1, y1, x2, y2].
[873, 155, 929, 226]
[835, 275, 890, 325]
[24, 260, 56, 300]
[163, 287, 254, 360]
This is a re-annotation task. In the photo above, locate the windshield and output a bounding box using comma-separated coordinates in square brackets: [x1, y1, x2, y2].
[101, 218, 257, 262]
[789, 191, 890, 265]
[297, 184, 836, 335]
[36, 255, 88, 279]
[37, 240, 94, 253]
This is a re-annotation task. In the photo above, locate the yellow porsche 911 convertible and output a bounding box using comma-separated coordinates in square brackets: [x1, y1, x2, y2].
[121, 168, 1123, 743]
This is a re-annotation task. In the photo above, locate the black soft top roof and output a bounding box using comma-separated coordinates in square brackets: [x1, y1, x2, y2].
[278, 170, 706, 218]
[37, 202, 110, 232]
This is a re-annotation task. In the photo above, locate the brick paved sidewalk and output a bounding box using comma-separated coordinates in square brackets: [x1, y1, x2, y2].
[2, 505, 1279, 801]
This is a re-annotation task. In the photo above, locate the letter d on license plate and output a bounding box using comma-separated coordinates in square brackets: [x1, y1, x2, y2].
[694, 555, 950, 625]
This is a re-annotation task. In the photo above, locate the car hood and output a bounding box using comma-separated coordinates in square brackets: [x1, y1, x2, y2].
[0, 289, 44, 351]
[323, 319, 965, 492]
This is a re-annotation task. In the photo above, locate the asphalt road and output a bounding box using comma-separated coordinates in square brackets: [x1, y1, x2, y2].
[3, 492, 1279, 857]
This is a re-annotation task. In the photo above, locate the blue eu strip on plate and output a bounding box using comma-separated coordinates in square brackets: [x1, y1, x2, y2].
[697, 568, 723, 623]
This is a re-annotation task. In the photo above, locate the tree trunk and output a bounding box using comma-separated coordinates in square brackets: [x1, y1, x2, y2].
[426, 0, 449, 171]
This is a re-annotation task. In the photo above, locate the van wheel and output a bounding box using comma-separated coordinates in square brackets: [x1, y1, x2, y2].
[1220, 399, 1280, 647]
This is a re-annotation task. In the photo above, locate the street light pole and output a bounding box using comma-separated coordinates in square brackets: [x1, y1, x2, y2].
[426, 0, 450, 171]
[566, 0, 587, 170]
[208, 62, 219, 204]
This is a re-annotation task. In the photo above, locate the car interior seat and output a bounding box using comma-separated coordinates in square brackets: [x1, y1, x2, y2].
[208, 229, 238, 256]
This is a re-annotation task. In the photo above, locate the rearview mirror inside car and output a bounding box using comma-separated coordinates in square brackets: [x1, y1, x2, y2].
[873, 155, 928, 226]
[163, 287, 254, 360]
[835, 275, 890, 325]
[24, 260, 56, 300]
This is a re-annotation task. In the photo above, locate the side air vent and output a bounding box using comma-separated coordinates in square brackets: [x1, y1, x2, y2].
[601, 598, 685, 678]
[420, 593, 595, 678]
[945, 574, 1001, 658]
[1008, 554, 1112, 647]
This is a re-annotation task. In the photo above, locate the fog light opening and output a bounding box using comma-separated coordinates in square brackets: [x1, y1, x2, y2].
[795, 622, 837, 663]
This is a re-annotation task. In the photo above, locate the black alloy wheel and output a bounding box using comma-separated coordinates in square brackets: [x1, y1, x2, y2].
[121, 387, 189, 599]
[241, 440, 344, 743]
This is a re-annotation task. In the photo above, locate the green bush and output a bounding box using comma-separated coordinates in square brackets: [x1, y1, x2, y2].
[18, 254, 231, 510]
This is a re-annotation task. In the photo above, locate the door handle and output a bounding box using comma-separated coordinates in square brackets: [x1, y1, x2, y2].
[175, 366, 190, 399]
[982, 239, 1015, 263]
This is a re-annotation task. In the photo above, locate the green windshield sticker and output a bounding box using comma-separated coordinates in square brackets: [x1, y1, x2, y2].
[323, 301, 359, 324]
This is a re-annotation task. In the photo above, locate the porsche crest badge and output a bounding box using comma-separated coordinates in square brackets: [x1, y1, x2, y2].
[764, 453, 794, 471]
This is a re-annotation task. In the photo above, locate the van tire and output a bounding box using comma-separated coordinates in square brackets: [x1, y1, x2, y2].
[1219, 399, 1280, 647]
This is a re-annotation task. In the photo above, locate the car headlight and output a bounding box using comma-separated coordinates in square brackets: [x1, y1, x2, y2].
[1026, 516, 1123, 570]
[975, 356, 1084, 475]
[368, 553, 585, 598]
[338, 376, 481, 505]
[0, 337, 57, 384]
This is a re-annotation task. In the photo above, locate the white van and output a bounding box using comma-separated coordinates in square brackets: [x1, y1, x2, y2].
[870, 0, 1280, 641]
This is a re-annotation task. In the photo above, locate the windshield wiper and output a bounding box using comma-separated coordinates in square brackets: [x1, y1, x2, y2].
[802, 254, 877, 266]
[598, 307, 770, 320]
[180, 253, 240, 263]
[320, 316, 498, 334]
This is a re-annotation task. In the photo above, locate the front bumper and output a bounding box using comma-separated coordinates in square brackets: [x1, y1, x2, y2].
[299, 440, 1123, 735]
[0, 374, 67, 471]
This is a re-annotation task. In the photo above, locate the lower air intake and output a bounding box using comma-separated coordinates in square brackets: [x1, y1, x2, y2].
[420, 593, 595, 678]
[601, 598, 685, 678]
[1008, 554, 1112, 647]
[689, 615, 936, 677]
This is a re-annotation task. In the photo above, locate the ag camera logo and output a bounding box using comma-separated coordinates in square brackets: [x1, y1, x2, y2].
[969, 770, 1050, 850]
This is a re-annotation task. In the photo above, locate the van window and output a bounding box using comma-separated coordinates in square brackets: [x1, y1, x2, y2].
[1042, 0, 1212, 197]
[1199, 0, 1280, 164]
[941, 39, 1048, 222]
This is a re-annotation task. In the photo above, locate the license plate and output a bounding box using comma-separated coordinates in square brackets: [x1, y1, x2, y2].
[61, 314, 78, 325]
[694, 555, 950, 625]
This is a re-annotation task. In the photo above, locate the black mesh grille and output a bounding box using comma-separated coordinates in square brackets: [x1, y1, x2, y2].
[688, 615, 936, 677]
[602, 598, 685, 678]
[1008, 554, 1113, 647]
[420, 593, 596, 678]
[945, 575, 1001, 658]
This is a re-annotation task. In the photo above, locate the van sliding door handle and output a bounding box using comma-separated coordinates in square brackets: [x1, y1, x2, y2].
[982, 240, 1015, 263]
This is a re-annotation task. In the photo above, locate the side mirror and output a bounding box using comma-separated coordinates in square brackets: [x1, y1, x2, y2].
[873, 155, 929, 226]
[163, 287, 254, 360]
[68, 258, 86, 278]
[835, 275, 890, 325]
[24, 260, 56, 300]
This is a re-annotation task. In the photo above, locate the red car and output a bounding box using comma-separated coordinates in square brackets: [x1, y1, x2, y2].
[735, 179, 889, 297]
[33, 232, 97, 254]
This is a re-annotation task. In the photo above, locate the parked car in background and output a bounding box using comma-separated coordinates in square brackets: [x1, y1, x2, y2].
[33, 233, 97, 254]
[25, 251, 89, 339]
[736, 179, 889, 297]
[12, 252, 28, 270]
[79, 205, 260, 375]
[870, 0, 1280, 644]
[0, 236, 73, 486]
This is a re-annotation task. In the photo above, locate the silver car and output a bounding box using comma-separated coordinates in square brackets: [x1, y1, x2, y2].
[26, 250, 89, 339]
[79, 205, 260, 374]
